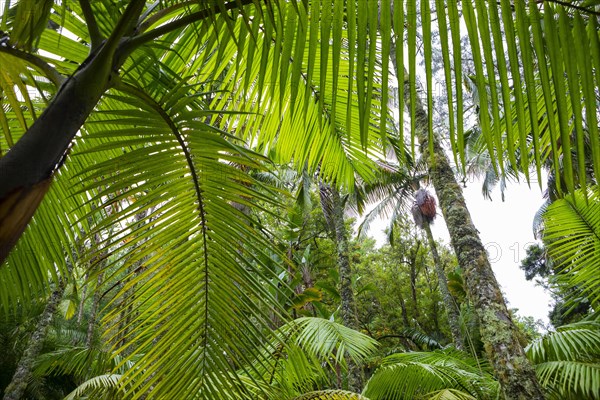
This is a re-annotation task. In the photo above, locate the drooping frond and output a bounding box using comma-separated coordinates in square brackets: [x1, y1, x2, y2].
[543, 186, 600, 308]
[63, 374, 122, 400]
[1, 1, 600, 399]
[242, 317, 378, 398]
[526, 321, 600, 364]
[362, 349, 499, 400]
[208, 1, 389, 189]
[525, 320, 600, 399]
[73, 85, 287, 399]
[534, 360, 600, 400]
[292, 390, 370, 400]
[279, 317, 379, 365]
[34, 346, 121, 379]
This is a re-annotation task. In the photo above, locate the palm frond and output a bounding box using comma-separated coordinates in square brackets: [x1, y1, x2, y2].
[426, 388, 477, 400]
[526, 320, 600, 399]
[63, 374, 122, 400]
[292, 390, 370, 400]
[543, 186, 600, 308]
[2, 1, 600, 399]
[209, 1, 388, 188]
[526, 321, 600, 364]
[535, 360, 600, 400]
[34, 346, 119, 379]
[243, 317, 377, 398]
[279, 317, 379, 365]
[67, 75, 288, 398]
[362, 349, 499, 400]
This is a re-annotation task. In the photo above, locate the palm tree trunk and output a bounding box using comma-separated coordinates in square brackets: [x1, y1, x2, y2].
[0, 0, 147, 264]
[2, 284, 64, 400]
[320, 182, 363, 392]
[85, 272, 104, 348]
[408, 243, 420, 321]
[398, 290, 410, 327]
[391, 54, 544, 397]
[423, 222, 464, 350]
[76, 273, 88, 325]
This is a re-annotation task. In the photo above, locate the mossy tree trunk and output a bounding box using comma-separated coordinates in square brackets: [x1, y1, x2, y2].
[407, 88, 544, 398]
[390, 47, 544, 398]
[408, 242, 420, 321]
[423, 222, 464, 350]
[320, 182, 363, 392]
[398, 289, 410, 327]
[85, 272, 104, 348]
[2, 284, 65, 400]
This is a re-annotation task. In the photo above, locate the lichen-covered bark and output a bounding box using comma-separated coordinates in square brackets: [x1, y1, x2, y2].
[423, 222, 464, 350]
[321, 183, 363, 392]
[408, 243, 421, 321]
[398, 289, 410, 327]
[2, 285, 64, 400]
[399, 69, 544, 398]
[86, 272, 104, 348]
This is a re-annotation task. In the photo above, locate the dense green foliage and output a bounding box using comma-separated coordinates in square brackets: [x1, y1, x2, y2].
[1, 0, 599, 399]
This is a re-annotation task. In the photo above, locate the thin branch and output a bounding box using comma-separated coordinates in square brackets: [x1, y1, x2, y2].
[122, 0, 255, 52]
[540, 0, 600, 16]
[78, 0, 103, 50]
[0, 46, 66, 87]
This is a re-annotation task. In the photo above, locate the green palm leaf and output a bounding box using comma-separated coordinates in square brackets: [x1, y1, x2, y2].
[526, 321, 600, 399]
[74, 88, 286, 399]
[292, 390, 370, 400]
[362, 349, 499, 400]
[256, 317, 378, 397]
[1, 1, 600, 399]
[425, 389, 477, 400]
[63, 374, 122, 400]
[543, 186, 600, 308]
[279, 317, 379, 365]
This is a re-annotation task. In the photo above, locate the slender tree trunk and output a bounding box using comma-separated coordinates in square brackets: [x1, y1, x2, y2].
[391, 52, 545, 398]
[2, 285, 64, 400]
[408, 242, 420, 320]
[320, 182, 363, 392]
[423, 222, 464, 350]
[398, 290, 410, 327]
[85, 272, 104, 348]
[76, 273, 88, 325]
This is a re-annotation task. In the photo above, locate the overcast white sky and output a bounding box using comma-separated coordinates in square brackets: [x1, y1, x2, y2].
[364, 176, 553, 326]
[432, 178, 552, 326]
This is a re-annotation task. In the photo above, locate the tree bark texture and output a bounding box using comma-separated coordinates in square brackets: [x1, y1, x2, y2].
[398, 290, 410, 327]
[76, 273, 88, 326]
[85, 272, 104, 348]
[320, 182, 363, 392]
[2, 285, 64, 400]
[398, 68, 545, 398]
[408, 242, 420, 321]
[423, 222, 464, 350]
